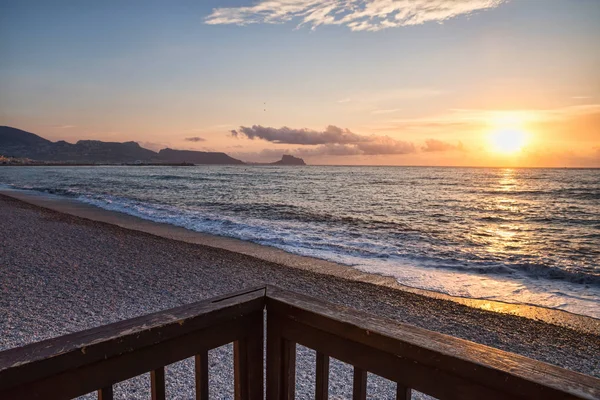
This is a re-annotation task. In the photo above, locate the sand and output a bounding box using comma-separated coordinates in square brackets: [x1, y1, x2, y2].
[1, 193, 598, 399]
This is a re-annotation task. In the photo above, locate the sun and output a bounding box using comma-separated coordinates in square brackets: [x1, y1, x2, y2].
[487, 113, 529, 154]
[489, 128, 527, 154]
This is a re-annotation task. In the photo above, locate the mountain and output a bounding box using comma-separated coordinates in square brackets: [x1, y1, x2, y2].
[0, 126, 54, 159]
[50, 140, 158, 162]
[0, 126, 245, 164]
[270, 155, 306, 165]
[158, 148, 244, 165]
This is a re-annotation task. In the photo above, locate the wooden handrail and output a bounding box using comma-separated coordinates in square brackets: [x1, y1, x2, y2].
[0, 287, 266, 400]
[264, 285, 600, 400]
[0, 285, 598, 400]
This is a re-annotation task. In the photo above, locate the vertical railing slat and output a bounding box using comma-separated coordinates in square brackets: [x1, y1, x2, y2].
[98, 386, 113, 400]
[352, 368, 367, 400]
[234, 311, 264, 400]
[396, 384, 412, 400]
[234, 340, 249, 400]
[195, 352, 209, 400]
[247, 314, 265, 400]
[282, 339, 296, 400]
[315, 351, 329, 400]
[151, 367, 166, 400]
[267, 314, 296, 400]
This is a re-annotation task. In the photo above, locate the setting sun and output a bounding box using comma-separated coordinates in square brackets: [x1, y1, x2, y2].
[489, 128, 527, 154]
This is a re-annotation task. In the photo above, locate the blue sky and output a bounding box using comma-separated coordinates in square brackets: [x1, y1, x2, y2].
[1, 0, 599, 166]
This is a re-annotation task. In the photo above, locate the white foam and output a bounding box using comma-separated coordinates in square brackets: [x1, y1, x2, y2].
[74, 192, 600, 319]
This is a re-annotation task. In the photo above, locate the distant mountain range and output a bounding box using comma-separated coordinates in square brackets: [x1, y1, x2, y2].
[0, 126, 305, 166]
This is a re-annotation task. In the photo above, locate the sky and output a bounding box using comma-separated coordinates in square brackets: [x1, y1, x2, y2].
[1, 0, 599, 166]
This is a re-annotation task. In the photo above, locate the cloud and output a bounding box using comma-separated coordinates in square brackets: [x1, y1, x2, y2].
[50, 124, 76, 129]
[422, 139, 465, 152]
[231, 125, 367, 145]
[231, 124, 416, 156]
[205, 0, 505, 31]
[185, 136, 206, 142]
[371, 109, 400, 115]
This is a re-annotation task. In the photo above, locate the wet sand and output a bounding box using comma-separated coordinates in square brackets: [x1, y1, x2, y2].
[1, 192, 598, 398]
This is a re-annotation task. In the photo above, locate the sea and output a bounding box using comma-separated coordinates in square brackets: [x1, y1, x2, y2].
[1, 166, 598, 319]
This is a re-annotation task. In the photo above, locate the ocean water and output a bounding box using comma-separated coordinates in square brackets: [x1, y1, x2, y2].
[1, 166, 599, 318]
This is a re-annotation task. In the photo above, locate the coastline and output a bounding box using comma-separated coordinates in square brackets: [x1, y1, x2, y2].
[1, 188, 598, 335]
[2, 189, 599, 397]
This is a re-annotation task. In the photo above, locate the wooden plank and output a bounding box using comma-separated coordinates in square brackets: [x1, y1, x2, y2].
[266, 313, 282, 400]
[266, 286, 600, 400]
[234, 315, 264, 400]
[246, 313, 265, 400]
[0, 288, 266, 391]
[151, 367, 166, 400]
[234, 339, 249, 400]
[352, 368, 367, 400]
[195, 352, 209, 400]
[275, 312, 510, 400]
[282, 339, 296, 400]
[315, 351, 329, 400]
[98, 386, 113, 400]
[396, 384, 411, 400]
[266, 313, 296, 400]
[0, 313, 259, 400]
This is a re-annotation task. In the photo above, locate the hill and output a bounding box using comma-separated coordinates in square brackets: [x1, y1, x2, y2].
[270, 155, 306, 165]
[0, 126, 245, 165]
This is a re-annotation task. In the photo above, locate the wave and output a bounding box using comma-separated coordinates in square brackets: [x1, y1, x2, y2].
[69, 192, 600, 287]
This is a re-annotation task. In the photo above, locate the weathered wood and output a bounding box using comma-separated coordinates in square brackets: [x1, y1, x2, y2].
[1, 285, 599, 400]
[234, 314, 264, 400]
[98, 386, 113, 400]
[246, 313, 265, 400]
[151, 367, 166, 400]
[234, 339, 249, 400]
[315, 351, 329, 400]
[195, 352, 209, 400]
[396, 384, 411, 400]
[282, 339, 296, 400]
[266, 313, 296, 400]
[272, 307, 509, 399]
[0, 288, 265, 392]
[352, 368, 367, 400]
[266, 286, 600, 400]
[0, 314, 257, 400]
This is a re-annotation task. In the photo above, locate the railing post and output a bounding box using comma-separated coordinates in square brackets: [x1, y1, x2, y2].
[151, 367, 166, 400]
[267, 313, 296, 400]
[235, 311, 264, 400]
[195, 351, 209, 400]
[98, 386, 113, 400]
[396, 384, 412, 400]
[352, 368, 367, 400]
[315, 352, 329, 400]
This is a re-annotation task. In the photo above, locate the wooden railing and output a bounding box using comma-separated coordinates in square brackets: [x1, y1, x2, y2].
[0, 286, 598, 400]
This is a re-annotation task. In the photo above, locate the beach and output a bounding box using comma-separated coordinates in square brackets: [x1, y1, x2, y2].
[1, 192, 599, 399]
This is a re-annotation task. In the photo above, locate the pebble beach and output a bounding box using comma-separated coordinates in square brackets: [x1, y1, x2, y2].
[1, 193, 598, 399]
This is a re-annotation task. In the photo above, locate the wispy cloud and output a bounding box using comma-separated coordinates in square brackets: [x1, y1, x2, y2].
[422, 139, 465, 152]
[50, 124, 76, 129]
[185, 136, 206, 142]
[371, 108, 400, 115]
[231, 125, 367, 145]
[370, 104, 600, 132]
[231, 124, 415, 155]
[205, 0, 505, 31]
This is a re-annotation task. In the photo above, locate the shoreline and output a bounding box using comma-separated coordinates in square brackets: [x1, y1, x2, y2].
[2, 188, 598, 334]
[2, 190, 599, 393]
